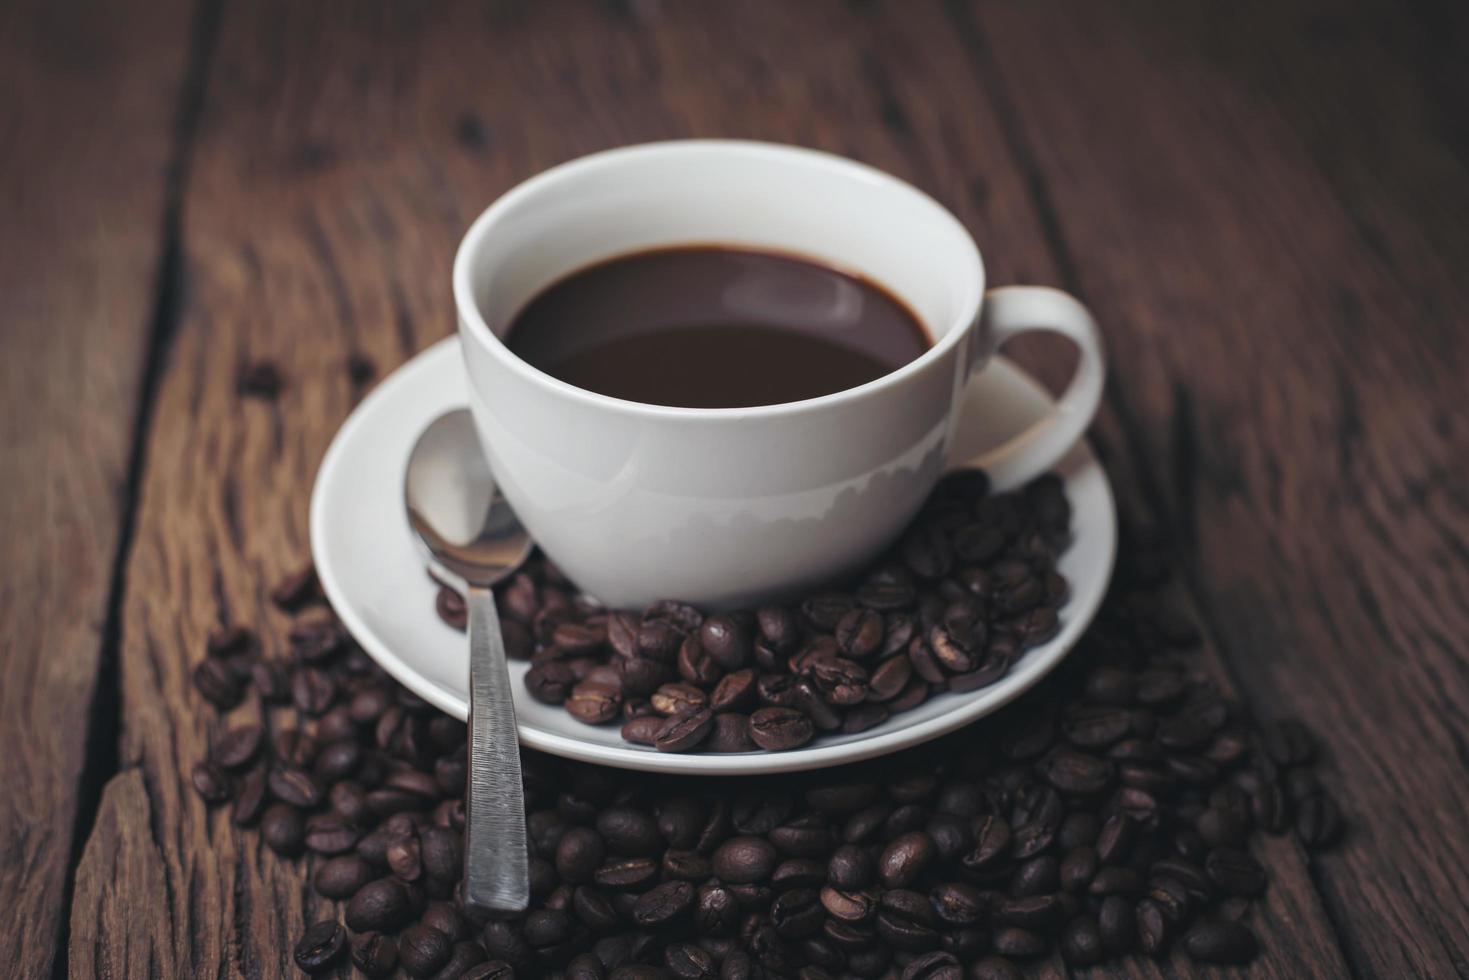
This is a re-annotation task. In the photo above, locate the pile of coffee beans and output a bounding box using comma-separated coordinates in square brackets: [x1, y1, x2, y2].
[193, 475, 1342, 977]
[435, 472, 1071, 753]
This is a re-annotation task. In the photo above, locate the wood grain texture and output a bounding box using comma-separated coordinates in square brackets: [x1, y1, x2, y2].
[69, 771, 172, 980]
[963, 0, 1469, 975]
[0, 0, 191, 974]
[65, 1, 1375, 977]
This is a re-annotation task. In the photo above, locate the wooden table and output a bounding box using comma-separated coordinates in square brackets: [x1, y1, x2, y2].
[4, 0, 1466, 976]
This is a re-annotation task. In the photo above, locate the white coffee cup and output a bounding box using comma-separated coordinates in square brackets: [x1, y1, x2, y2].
[454, 140, 1103, 609]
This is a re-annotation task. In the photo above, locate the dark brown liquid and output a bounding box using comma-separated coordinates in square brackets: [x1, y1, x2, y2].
[503, 246, 930, 408]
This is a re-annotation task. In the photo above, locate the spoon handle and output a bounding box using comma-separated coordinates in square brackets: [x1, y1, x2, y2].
[464, 584, 530, 914]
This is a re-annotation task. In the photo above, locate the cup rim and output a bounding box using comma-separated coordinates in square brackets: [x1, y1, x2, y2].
[452, 139, 986, 419]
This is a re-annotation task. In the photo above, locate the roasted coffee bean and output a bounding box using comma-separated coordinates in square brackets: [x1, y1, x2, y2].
[1095, 813, 1136, 864]
[1295, 793, 1342, 848]
[713, 835, 777, 883]
[556, 827, 607, 883]
[347, 878, 411, 932]
[809, 657, 869, 706]
[634, 880, 695, 928]
[1089, 866, 1145, 896]
[315, 854, 373, 898]
[656, 708, 715, 752]
[678, 633, 722, 685]
[1205, 847, 1266, 897]
[1183, 920, 1258, 964]
[756, 673, 798, 708]
[1136, 898, 1171, 956]
[997, 894, 1063, 928]
[1041, 749, 1111, 795]
[652, 682, 707, 716]
[763, 815, 826, 859]
[835, 608, 885, 660]
[801, 592, 854, 631]
[594, 856, 659, 889]
[554, 620, 607, 655]
[598, 806, 661, 856]
[268, 766, 323, 809]
[211, 724, 263, 770]
[1010, 855, 1059, 897]
[969, 957, 1022, 980]
[770, 887, 824, 938]
[351, 932, 398, 977]
[1059, 913, 1105, 966]
[261, 803, 305, 855]
[305, 813, 361, 854]
[194, 658, 242, 708]
[526, 662, 576, 703]
[867, 656, 911, 702]
[294, 920, 346, 973]
[637, 620, 684, 664]
[876, 889, 938, 950]
[479, 922, 531, 968]
[523, 907, 573, 947]
[662, 941, 716, 979]
[399, 923, 453, 977]
[792, 679, 842, 731]
[846, 705, 887, 734]
[699, 615, 753, 670]
[231, 768, 266, 825]
[1097, 894, 1135, 953]
[756, 606, 801, 653]
[1060, 845, 1098, 893]
[878, 831, 935, 888]
[748, 707, 814, 751]
[902, 950, 962, 980]
[622, 714, 664, 746]
[191, 761, 231, 803]
[991, 926, 1046, 958]
[827, 844, 873, 890]
[708, 713, 756, 753]
[567, 681, 622, 723]
[290, 612, 348, 663]
[1148, 875, 1193, 924]
[710, 670, 757, 712]
[270, 565, 318, 609]
[431, 942, 487, 979]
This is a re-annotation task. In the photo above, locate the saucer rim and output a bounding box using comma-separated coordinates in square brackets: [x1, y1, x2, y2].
[310, 337, 1116, 775]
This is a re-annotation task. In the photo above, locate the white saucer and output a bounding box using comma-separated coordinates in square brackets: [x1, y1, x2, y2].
[311, 338, 1116, 775]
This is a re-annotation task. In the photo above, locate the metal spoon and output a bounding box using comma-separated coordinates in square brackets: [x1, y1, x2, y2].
[405, 408, 533, 914]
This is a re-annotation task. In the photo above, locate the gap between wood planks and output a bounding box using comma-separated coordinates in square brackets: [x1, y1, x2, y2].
[50, 0, 226, 977]
[941, 0, 1366, 974]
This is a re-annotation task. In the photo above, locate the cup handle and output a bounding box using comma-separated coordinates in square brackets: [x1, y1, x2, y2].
[961, 286, 1106, 487]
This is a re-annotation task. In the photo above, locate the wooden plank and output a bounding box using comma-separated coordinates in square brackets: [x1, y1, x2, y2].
[961, 0, 1469, 976]
[83, 0, 1356, 973]
[69, 772, 173, 980]
[0, 0, 192, 975]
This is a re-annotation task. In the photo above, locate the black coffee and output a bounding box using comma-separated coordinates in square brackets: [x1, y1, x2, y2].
[503, 245, 930, 408]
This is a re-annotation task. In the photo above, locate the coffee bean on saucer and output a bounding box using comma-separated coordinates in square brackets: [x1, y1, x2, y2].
[655, 708, 714, 753]
[707, 713, 755, 752]
[621, 714, 664, 746]
[435, 587, 467, 631]
[748, 707, 814, 751]
[566, 682, 621, 724]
